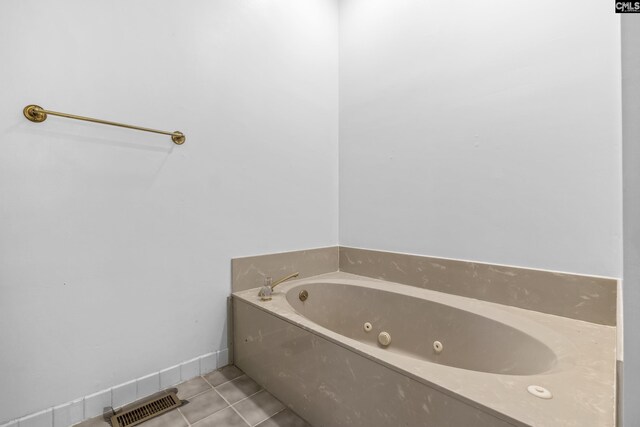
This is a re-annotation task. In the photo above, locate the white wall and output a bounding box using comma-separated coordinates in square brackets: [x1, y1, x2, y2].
[0, 0, 627, 422]
[0, 0, 338, 422]
[622, 14, 640, 427]
[339, 0, 622, 278]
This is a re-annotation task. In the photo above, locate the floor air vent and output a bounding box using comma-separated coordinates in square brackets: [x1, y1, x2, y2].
[110, 392, 183, 427]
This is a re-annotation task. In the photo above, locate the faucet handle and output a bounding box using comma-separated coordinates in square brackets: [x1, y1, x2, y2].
[258, 277, 273, 301]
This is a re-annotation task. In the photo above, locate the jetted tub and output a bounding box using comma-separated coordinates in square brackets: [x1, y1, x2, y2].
[233, 272, 616, 427]
[286, 281, 557, 376]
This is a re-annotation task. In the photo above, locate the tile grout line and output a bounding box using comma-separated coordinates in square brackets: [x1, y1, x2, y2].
[201, 372, 245, 389]
[146, 370, 284, 427]
[202, 372, 289, 425]
[177, 375, 220, 427]
[255, 407, 288, 426]
[229, 406, 253, 427]
[177, 372, 245, 406]
[201, 376, 253, 427]
[229, 389, 264, 407]
[224, 388, 283, 426]
[199, 374, 216, 391]
[177, 407, 192, 427]
[201, 374, 265, 407]
[179, 376, 216, 401]
[213, 389, 252, 427]
[252, 407, 286, 427]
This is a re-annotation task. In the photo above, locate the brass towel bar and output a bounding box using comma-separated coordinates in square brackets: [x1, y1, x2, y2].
[23, 104, 185, 145]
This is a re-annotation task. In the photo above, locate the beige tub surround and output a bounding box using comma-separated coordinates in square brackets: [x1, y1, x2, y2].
[232, 247, 339, 292]
[232, 246, 617, 324]
[234, 300, 513, 427]
[233, 272, 616, 427]
[340, 247, 617, 325]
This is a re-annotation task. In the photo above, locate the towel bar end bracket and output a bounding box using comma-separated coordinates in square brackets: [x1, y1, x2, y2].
[23, 104, 46, 123]
[171, 131, 185, 145]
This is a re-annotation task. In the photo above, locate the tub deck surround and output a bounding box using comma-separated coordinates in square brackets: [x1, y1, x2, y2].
[232, 247, 339, 293]
[339, 247, 618, 326]
[231, 246, 617, 325]
[232, 272, 616, 427]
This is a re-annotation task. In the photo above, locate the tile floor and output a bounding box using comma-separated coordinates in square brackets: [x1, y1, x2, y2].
[76, 365, 311, 427]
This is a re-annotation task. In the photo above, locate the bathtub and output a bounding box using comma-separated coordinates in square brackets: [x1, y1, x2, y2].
[233, 272, 615, 427]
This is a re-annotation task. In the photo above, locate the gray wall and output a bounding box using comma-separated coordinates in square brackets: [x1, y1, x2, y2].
[339, 0, 622, 278]
[622, 14, 640, 427]
[0, 0, 338, 422]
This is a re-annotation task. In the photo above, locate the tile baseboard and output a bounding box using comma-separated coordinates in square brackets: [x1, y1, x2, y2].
[0, 349, 229, 427]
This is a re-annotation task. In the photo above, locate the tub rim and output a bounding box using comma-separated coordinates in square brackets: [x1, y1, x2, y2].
[282, 278, 566, 375]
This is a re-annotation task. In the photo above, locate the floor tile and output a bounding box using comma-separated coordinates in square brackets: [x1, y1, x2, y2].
[141, 409, 188, 427]
[180, 389, 228, 424]
[204, 365, 244, 387]
[192, 407, 249, 427]
[256, 409, 311, 427]
[216, 375, 261, 404]
[233, 390, 285, 426]
[177, 376, 212, 399]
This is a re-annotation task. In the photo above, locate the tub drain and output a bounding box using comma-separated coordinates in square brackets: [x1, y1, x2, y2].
[527, 385, 552, 399]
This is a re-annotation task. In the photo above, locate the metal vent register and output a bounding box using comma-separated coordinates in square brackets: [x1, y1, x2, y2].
[110, 392, 183, 427]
